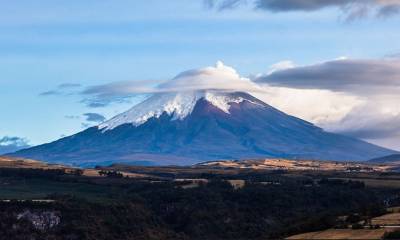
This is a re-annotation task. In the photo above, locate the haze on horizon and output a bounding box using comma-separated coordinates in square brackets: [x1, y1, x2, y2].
[1, 0, 400, 153]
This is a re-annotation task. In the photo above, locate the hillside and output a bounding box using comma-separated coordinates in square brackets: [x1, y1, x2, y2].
[370, 154, 400, 163]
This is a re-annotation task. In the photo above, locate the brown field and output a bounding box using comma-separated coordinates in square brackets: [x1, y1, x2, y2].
[371, 213, 400, 226]
[0, 156, 66, 169]
[173, 178, 208, 188]
[81, 169, 149, 178]
[200, 158, 394, 172]
[172, 179, 245, 189]
[3, 156, 400, 190]
[226, 179, 245, 189]
[3, 155, 400, 177]
[387, 206, 400, 213]
[0, 157, 148, 179]
[286, 229, 387, 240]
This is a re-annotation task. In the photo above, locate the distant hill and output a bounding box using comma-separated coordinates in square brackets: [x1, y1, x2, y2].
[0, 156, 66, 169]
[0, 137, 30, 155]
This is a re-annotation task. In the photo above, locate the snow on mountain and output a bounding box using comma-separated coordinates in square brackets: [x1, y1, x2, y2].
[99, 61, 262, 131]
[99, 91, 261, 131]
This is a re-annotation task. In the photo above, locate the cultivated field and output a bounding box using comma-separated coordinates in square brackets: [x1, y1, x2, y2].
[286, 229, 387, 240]
[371, 213, 400, 226]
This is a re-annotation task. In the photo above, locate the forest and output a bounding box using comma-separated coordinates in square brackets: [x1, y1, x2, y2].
[0, 167, 399, 240]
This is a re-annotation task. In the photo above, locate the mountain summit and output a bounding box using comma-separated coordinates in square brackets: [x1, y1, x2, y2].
[10, 90, 395, 166]
[99, 91, 265, 131]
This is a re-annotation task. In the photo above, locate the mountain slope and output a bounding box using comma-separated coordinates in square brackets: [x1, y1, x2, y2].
[369, 154, 400, 163]
[8, 91, 395, 166]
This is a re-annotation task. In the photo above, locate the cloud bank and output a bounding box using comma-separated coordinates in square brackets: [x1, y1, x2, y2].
[255, 57, 400, 149]
[39, 82, 82, 97]
[207, 0, 400, 19]
[82, 61, 261, 107]
[83, 113, 106, 123]
[256, 58, 400, 94]
[0, 136, 30, 154]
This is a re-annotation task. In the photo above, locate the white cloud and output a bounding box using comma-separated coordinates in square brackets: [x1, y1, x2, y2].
[160, 60, 261, 92]
[81, 59, 400, 150]
[267, 60, 295, 74]
[256, 58, 400, 150]
[207, 0, 400, 20]
[253, 86, 363, 126]
[82, 61, 262, 107]
[323, 97, 400, 139]
[256, 58, 400, 94]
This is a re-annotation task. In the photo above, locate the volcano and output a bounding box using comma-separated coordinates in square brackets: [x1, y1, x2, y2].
[9, 90, 395, 166]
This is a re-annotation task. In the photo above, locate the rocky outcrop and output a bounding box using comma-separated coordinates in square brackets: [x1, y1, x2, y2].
[17, 210, 60, 231]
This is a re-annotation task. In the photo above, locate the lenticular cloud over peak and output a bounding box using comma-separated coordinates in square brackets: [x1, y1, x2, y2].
[163, 61, 259, 93]
[83, 61, 261, 101]
[96, 61, 264, 131]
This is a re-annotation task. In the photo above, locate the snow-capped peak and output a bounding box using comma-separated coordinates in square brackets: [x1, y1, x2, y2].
[98, 61, 264, 131]
[98, 91, 257, 131]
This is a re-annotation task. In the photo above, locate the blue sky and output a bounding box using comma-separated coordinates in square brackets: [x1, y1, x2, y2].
[1, 0, 400, 150]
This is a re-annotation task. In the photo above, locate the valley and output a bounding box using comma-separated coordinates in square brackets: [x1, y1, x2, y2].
[2, 156, 400, 239]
